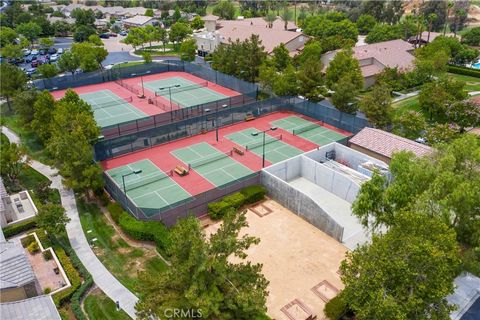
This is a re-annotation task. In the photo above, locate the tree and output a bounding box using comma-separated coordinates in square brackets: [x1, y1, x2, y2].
[39, 37, 54, 50]
[0, 27, 17, 47]
[37, 63, 58, 79]
[263, 12, 276, 28]
[142, 51, 152, 63]
[31, 90, 55, 143]
[213, 0, 236, 20]
[450, 0, 470, 34]
[173, 7, 181, 22]
[238, 34, 267, 82]
[135, 210, 269, 319]
[360, 0, 404, 24]
[111, 24, 121, 34]
[271, 43, 291, 71]
[169, 22, 192, 49]
[13, 89, 38, 125]
[16, 22, 42, 44]
[446, 101, 480, 133]
[356, 14, 376, 35]
[157, 28, 169, 52]
[426, 13, 438, 43]
[71, 8, 95, 27]
[0, 64, 27, 111]
[425, 123, 459, 144]
[34, 181, 53, 205]
[295, 40, 322, 66]
[1, 44, 23, 60]
[0, 142, 28, 186]
[272, 65, 298, 96]
[325, 49, 363, 90]
[87, 34, 103, 46]
[303, 15, 358, 44]
[179, 38, 196, 62]
[341, 212, 459, 319]
[462, 27, 480, 46]
[419, 77, 467, 121]
[279, 7, 293, 30]
[190, 15, 204, 30]
[71, 42, 108, 72]
[331, 75, 359, 114]
[144, 8, 154, 17]
[52, 20, 71, 37]
[420, 0, 448, 32]
[358, 83, 392, 129]
[393, 110, 427, 140]
[122, 27, 146, 50]
[58, 51, 81, 76]
[37, 204, 71, 236]
[73, 25, 96, 42]
[297, 60, 325, 102]
[365, 23, 402, 44]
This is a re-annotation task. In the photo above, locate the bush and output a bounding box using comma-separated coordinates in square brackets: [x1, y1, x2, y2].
[44, 287, 51, 294]
[208, 200, 233, 220]
[21, 234, 36, 248]
[223, 192, 246, 208]
[43, 250, 53, 261]
[447, 64, 480, 78]
[324, 294, 347, 320]
[107, 202, 123, 224]
[240, 185, 266, 204]
[52, 248, 81, 306]
[3, 218, 37, 238]
[27, 241, 40, 254]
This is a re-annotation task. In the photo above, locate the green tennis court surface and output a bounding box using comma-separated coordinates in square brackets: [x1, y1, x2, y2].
[171, 142, 253, 187]
[143, 76, 227, 108]
[80, 90, 147, 128]
[226, 128, 303, 164]
[106, 159, 192, 216]
[271, 116, 347, 145]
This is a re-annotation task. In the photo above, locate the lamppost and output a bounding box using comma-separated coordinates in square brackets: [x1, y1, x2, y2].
[131, 71, 151, 98]
[251, 127, 277, 168]
[205, 104, 228, 142]
[121, 169, 142, 204]
[158, 84, 181, 111]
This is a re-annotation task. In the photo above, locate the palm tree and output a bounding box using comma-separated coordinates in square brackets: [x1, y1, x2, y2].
[264, 12, 276, 28]
[427, 13, 438, 43]
[444, 1, 454, 36]
[280, 7, 293, 30]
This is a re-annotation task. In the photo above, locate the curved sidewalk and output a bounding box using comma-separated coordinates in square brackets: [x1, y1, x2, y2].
[1, 126, 138, 319]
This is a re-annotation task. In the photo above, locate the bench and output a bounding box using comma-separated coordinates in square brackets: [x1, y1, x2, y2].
[232, 147, 244, 156]
[245, 114, 255, 121]
[174, 165, 188, 176]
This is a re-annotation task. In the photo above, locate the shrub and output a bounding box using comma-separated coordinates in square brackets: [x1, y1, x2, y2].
[240, 185, 266, 204]
[324, 294, 347, 320]
[107, 202, 123, 224]
[43, 250, 53, 261]
[447, 64, 480, 78]
[223, 192, 246, 209]
[44, 287, 52, 294]
[52, 248, 81, 306]
[3, 218, 37, 238]
[208, 200, 232, 220]
[21, 234, 36, 248]
[27, 241, 40, 254]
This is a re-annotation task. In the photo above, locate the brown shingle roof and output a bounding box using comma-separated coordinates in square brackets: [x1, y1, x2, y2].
[349, 128, 432, 159]
[353, 39, 415, 73]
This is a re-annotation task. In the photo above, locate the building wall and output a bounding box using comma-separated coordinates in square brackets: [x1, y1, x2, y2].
[349, 143, 391, 164]
[205, 20, 216, 32]
[0, 287, 27, 302]
[284, 34, 307, 52]
[364, 75, 377, 88]
[194, 35, 217, 53]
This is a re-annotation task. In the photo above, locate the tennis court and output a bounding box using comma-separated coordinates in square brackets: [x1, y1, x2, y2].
[226, 128, 304, 164]
[271, 116, 347, 145]
[143, 76, 227, 108]
[106, 159, 192, 216]
[171, 142, 253, 187]
[80, 90, 147, 128]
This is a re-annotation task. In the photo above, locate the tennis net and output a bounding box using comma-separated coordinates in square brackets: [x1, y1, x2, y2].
[116, 79, 140, 95]
[245, 134, 282, 151]
[92, 96, 133, 110]
[292, 122, 323, 135]
[155, 81, 208, 97]
[188, 150, 232, 169]
[124, 172, 169, 191]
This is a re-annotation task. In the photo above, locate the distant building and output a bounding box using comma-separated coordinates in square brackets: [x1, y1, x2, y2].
[194, 16, 309, 56]
[322, 39, 416, 88]
[0, 178, 38, 228]
[408, 31, 443, 46]
[348, 128, 432, 163]
[122, 15, 156, 28]
[0, 295, 61, 320]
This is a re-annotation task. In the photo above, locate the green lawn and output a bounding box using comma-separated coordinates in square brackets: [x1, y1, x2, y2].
[77, 197, 167, 297]
[0, 103, 51, 164]
[84, 289, 130, 320]
[392, 96, 422, 117]
[112, 61, 148, 69]
[447, 72, 480, 92]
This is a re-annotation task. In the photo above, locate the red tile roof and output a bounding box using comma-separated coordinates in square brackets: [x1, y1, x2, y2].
[349, 128, 432, 159]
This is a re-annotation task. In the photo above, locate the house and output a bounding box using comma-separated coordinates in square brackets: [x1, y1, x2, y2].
[0, 295, 61, 320]
[447, 273, 480, 320]
[408, 31, 443, 46]
[348, 128, 433, 163]
[122, 15, 156, 28]
[194, 15, 309, 56]
[0, 241, 39, 302]
[322, 39, 416, 88]
[0, 178, 38, 228]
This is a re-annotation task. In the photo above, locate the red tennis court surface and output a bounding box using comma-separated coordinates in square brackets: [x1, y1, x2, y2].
[101, 111, 351, 197]
[50, 71, 239, 119]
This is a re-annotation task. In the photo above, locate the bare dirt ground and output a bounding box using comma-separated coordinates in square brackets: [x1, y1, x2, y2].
[205, 199, 348, 320]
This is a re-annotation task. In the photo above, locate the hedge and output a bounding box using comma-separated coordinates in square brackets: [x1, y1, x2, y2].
[324, 294, 348, 320]
[52, 248, 82, 306]
[3, 217, 37, 238]
[447, 64, 480, 78]
[208, 185, 266, 220]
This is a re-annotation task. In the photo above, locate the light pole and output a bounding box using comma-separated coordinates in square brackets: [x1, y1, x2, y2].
[121, 169, 142, 204]
[131, 71, 151, 98]
[251, 127, 277, 168]
[158, 84, 181, 112]
[205, 104, 228, 142]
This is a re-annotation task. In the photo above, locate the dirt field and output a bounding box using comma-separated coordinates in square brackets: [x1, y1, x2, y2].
[205, 199, 348, 320]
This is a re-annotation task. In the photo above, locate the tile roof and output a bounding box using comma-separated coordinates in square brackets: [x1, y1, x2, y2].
[220, 17, 298, 31]
[202, 14, 219, 21]
[0, 241, 36, 289]
[447, 273, 480, 320]
[122, 15, 154, 26]
[1, 295, 61, 320]
[349, 128, 432, 159]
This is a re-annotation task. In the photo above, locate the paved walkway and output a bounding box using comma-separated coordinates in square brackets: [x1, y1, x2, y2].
[1, 126, 138, 319]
